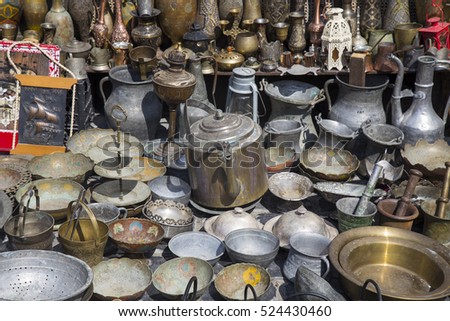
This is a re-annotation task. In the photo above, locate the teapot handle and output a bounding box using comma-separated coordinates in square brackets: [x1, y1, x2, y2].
[324, 78, 335, 112]
[99, 76, 110, 105]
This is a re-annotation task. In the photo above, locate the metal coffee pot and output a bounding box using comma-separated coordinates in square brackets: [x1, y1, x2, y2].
[184, 108, 268, 209]
[389, 55, 450, 146]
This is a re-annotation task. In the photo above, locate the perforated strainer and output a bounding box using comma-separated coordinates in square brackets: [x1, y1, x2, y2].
[0, 250, 93, 301]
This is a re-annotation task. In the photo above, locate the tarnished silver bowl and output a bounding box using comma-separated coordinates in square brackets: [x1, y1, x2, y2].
[168, 231, 225, 266]
[224, 228, 279, 268]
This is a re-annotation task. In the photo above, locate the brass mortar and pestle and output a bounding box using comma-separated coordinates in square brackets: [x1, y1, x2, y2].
[377, 169, 422, 230]
[422, 162, 450, 248]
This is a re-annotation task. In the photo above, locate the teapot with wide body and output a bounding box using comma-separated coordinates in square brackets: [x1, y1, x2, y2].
[184, 108, 268, 209]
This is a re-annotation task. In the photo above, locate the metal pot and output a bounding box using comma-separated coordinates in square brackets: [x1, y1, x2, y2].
[184, 108, 268, 209]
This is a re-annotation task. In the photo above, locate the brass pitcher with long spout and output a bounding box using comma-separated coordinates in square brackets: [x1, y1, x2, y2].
[389, 55, 450, 146]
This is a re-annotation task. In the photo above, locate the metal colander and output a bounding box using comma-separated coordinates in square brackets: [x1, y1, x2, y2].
[0, 250, 93, 301]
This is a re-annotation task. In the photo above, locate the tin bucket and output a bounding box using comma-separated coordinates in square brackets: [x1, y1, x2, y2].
[58, 202, 108, 267]
[336, 197, 377, 232]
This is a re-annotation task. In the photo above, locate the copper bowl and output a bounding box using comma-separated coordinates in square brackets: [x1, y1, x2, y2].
[329, 226, 450, 300]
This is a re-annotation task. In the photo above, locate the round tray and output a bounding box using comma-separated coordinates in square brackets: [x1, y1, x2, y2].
[91, 180, 151, 207]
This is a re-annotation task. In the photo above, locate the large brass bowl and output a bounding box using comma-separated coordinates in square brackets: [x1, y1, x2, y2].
[329, 226, 450, 300]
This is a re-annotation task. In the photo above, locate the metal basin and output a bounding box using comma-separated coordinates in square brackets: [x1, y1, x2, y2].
[168, 231, 225, 266]
[224, 228, 279, 268]
[108, 218, 165, 254]
[214, 263, 271, 301]
[300, 147, 360, 181]
[268, 172, 313, 201]
[0, 250, 93, 301]
[153, 257, 214, 300]
[329, 226, 450, 300]
[92, 258, 152, 301]
[401, 139, 450, 181]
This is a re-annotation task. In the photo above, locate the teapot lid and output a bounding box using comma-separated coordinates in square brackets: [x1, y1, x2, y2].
[61, 39, 92, 53]
[191, 109, 258, 143]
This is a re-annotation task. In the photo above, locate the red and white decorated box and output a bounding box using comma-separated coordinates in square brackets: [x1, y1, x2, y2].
[0, 41, 60, 152]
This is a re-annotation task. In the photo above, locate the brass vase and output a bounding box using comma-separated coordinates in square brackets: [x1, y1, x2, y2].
[218, 0, 243, 23]
[156, 0, 198, 45]
[111, 0, 130, 43]
[242, 0, 262, 22]
[44, 0, 74, 47]
[288, 11, 306, 54]
[21, 0, 47, 36]
[197, 0, 220, 39]
[383, 0, 410, 32]
[0, 0, 23, 26]
[360, 0, 382, 38]
[131, 9, 162, 50]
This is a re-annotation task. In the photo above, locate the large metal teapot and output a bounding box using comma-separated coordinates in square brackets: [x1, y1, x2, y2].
[389, 55, 449, 146]
[184, 107, 268, 209]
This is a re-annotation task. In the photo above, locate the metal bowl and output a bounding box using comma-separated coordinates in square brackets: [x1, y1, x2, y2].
[214, 263, 271, 301]
[314, 181, 386, 204]
[108, 218, 165, 254]
[168, 231, 225, 266]
[329, 226, 450, 300]
[79, 203, 127, 225]
[268, 172, 313, 201]
[15, 179, 85, 221]
[224, 228, 280, 268]
[153, 257, 214, 300]
[401, 139, 450, 181]
[147, 175, 191, 205]
[92, 258, 152, 300]
[0, 250, 93, 301]
[0, 163, 32, 197]
[203, 207, 263, 241]
[142, 199, 194, 239]
[124, 157, 166, 182]
[66, 128, 114, 155]
[265, 147, 297, 173]
[299, 147, 360, 181]
[27, 152, 94, 183]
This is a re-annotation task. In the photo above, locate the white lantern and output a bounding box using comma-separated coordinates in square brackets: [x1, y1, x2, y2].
[321, 8, 352, 71]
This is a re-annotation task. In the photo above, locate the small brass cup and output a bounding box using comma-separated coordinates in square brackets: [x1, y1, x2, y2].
[0, 23, 17, 41]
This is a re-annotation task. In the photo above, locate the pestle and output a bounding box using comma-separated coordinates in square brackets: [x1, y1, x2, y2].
[393, 169, 423, 216]
[435, 162, 450, 219]
[354, 163, 384, 216]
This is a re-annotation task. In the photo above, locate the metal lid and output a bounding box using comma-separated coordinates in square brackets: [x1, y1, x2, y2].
[61, 39, 92, 53]
[191, 109, 256, 143]
[264, 80, 321, 105]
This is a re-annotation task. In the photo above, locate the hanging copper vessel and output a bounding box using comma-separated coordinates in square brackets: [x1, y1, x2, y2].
[308, 0, 324, 46]
[111, 0, 130, 43]
[91, 0, 109, 48]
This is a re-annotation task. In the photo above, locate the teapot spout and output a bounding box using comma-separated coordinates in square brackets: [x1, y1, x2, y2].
[389, 54, 405, 127]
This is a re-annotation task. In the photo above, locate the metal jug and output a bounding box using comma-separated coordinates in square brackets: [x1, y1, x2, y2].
[325, 74, 389, 131]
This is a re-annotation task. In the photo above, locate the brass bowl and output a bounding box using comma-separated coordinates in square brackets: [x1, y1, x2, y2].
[214, 48, 245, 71]
[329, 226, 450, 300]
[108, 218, 165, 254]
[28, 152, 94, 183]
[153, 257, 214, 300]
[234, 32, 259, 57]
[214, 263, 271, 301]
